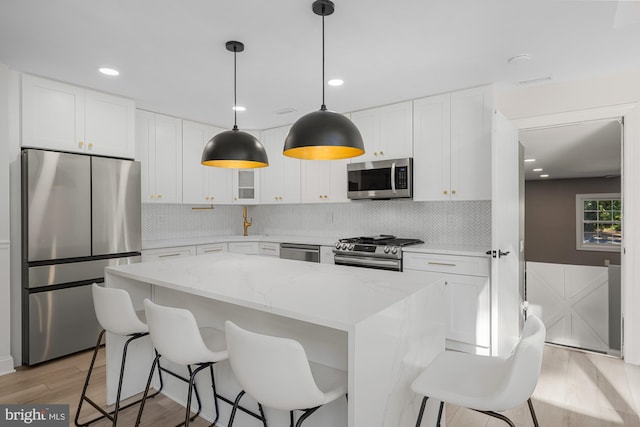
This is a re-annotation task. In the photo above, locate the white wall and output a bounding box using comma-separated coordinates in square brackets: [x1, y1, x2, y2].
[0, 63, 15, 375]
[496, 70, 640, 365]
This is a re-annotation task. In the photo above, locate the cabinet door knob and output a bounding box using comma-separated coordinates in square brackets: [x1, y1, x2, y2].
[78, 141, 84, 148]
[380, 151, 384, 155]
[443, 190, 448, 195]
[150, 194, 155, 199]
[205, 197, 210, 200]
[452, 190, 456, 195]
[373, 151, 378, 156]
[88, 143, 94, 149]
[157, 194, 162, 199]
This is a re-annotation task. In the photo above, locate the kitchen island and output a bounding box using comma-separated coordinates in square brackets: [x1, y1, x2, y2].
[104, 253, 445, 427]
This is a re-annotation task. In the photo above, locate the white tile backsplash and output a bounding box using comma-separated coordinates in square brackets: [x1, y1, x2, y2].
[143, 200, 491, 246]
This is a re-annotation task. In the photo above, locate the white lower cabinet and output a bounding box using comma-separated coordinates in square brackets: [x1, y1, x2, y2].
[142, 246, 196, 262]
[404, 252, 490, 354]
[320, 246, 336, 264]
[259, 242, 280, 257]
[228, 241, 259, 255]
[196, 243, 228, 255]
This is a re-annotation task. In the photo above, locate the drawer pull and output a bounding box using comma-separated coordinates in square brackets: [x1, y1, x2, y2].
[204, 248, 222, 253]
[428, 262, 457, 267]
[262, 247, 276, 251]
[159, 253, 182, 258]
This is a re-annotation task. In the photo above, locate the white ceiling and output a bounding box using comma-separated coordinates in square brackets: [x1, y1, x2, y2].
[519, 120, 622, 181]
[2, 0, 640, 133]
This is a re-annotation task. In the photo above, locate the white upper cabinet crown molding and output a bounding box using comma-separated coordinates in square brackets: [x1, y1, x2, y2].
[22, 74, 135, 158]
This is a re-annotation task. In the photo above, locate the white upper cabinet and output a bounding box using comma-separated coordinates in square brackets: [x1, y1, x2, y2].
[301, 159, 349, 203]
[182, 120, 231, 205]
[349, 101, 413, 163]
[22, 74, 135, 158]
[136, 110, 183, 204]
[260, 125, 301, 204]
[413, 85, 492, 201]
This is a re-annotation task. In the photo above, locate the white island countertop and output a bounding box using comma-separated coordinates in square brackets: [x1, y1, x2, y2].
[106, 252, 442, 331]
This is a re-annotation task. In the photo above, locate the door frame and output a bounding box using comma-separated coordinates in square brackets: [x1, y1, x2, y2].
[513, 102, 639, 363]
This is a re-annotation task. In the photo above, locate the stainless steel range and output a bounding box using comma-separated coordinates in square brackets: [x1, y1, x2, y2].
[333, 235, 424, 271]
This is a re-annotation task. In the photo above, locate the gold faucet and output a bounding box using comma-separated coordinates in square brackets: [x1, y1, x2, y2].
[243, 206, 252, 236]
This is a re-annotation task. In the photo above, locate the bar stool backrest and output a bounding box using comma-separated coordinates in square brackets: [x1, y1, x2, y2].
[92, 283, 147, 336]
[143, 298, 219, 366]
[224, 321, 326, 411]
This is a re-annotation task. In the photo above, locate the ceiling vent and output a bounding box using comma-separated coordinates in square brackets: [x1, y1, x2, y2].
[275, 107, 297, 115]
[517, 76, 552, 86]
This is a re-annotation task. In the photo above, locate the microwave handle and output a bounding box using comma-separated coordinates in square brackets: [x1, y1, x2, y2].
[391, 161, 396, 193]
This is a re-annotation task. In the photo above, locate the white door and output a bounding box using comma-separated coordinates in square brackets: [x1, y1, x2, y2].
[491, 111, 523, 355]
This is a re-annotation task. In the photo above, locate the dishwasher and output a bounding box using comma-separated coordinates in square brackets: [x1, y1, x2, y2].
[279, 243, 320, 263]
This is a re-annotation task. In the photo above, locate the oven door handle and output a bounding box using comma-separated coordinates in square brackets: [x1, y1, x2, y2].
[391, 161, 396, 193]
[334, 255, 401, 269]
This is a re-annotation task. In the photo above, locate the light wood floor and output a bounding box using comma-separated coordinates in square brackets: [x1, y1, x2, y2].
[1, 344, 639, 426]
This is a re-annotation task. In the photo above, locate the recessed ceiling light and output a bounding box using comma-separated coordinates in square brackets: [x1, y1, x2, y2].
[508, 54, 532, 65]
[524, 158, 536, 163]
[328, 79, 344, 86]
[232, 105, 246, 112]
[540, 174, 549, 178]
[98, 67, 120, 76]
[533, 168, 543, 172]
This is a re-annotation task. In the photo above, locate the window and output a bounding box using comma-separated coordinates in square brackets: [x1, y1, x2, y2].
[576, 193, 621, 252]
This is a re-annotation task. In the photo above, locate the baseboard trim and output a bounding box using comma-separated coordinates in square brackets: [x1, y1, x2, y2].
[0, 355, 15, 376]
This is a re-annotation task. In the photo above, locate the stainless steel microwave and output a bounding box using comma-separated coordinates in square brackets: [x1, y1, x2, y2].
[347, 158, 413, 200]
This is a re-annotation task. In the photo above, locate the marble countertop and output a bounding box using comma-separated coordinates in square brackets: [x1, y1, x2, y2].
[142, 234, 340, 250]
[142, 235, 489, 257]
[106, 252, 443, 331]
[402, 243, 490, 257]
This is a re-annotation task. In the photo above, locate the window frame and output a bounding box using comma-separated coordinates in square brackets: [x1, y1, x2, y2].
[575, 192, 622, 252]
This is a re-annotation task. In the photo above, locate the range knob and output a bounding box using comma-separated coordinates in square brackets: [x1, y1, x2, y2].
[383, 246, 391, 254]
[391, 247, 399, 254]
[348, 244, 354, 250]
[341, 243, 348, 250]
[335, 242, 341, 249]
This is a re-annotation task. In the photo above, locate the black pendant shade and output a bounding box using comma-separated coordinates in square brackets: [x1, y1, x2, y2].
[201, 41, 268, 169]
[201, 126, 268, 168]
[283, 0, 365, 160]
[283, 107, 364, 160]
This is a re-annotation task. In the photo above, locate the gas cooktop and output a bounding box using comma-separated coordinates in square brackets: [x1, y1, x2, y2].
[338, 235, 424, 247]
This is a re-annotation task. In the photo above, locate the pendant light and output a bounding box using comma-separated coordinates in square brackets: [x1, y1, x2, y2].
[201, 41, 268, 168]
[283, 0, 365, 160]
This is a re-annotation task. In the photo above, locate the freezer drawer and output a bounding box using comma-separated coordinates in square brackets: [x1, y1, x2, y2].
[27, 285, 102, 365]
[27, 255, 141, 289]
[92, 156, 142, 255]
[24, 149, 91, 261]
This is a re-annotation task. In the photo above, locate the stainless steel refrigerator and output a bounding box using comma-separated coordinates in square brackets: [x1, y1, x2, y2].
[22, 148, 142, 365]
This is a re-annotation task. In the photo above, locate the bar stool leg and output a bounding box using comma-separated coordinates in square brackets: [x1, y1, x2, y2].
[135, 353, 159, 427]
[208, 365, 220, 426]
[414, 396, 428, 427]
[227, 390, 245, 427]
[75, 330, 106, 426]
[183, 364, 209, 427]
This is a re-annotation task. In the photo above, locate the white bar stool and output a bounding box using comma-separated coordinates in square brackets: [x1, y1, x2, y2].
[411, 315, 546, 427]
[134, 299, 228, 427]
[75, 284, 164, 426]
[224, 321, 347, 427]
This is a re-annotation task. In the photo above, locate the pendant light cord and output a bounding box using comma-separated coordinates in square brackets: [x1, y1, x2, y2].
[233, 47, 238, 130]
[321, 9, 326, 111]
